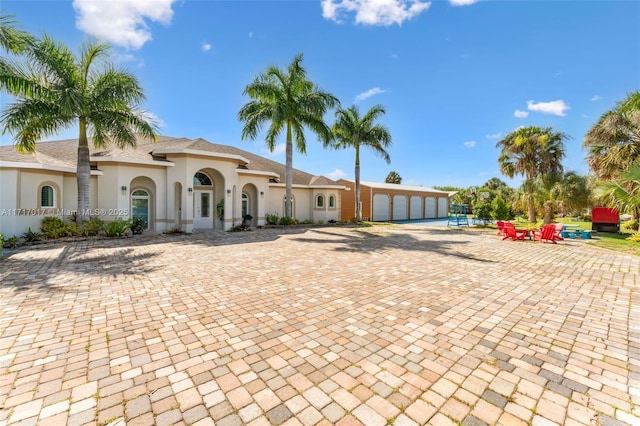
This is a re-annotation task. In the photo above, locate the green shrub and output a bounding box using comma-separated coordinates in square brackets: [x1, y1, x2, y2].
[2, 235, 20, 249]
[130, 217, 147, 235]
[163, 226, 184, 234]
[580, 214, 592, 222]
[22, 227, 43, 242]
[82, 217, 104, 236]
[473, 200, 493, 224]
[626, 233, 640, 242]
[104, 219, 131, 237]
[278, 216, 294, 226]
[623, 219, 639, 231]
[265, 213, 279, 225]
[316, 220, 324, 225]
[41, 216, 69, 239]
[491, 196, 511, 221]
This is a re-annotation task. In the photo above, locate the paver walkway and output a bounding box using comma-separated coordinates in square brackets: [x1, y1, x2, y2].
[0, 224, 638, 426]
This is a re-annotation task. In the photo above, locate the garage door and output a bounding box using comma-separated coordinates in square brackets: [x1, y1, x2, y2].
[393, 195, 408, 220]
[372, 194, 390, 221]
[410, 196, 423, 219]
[425, 197, 436, 218]
[437, 197, 449, 218]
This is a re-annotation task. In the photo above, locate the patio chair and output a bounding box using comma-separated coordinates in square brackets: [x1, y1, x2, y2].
[553, 223, 564, 240]
[531, 223, 558, 244]
[496, 220, 506, 236]
[502, 222, 527, 241]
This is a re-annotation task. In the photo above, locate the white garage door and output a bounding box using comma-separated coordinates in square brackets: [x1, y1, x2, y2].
[372, 194, 390, 221]
[425, 197, 436, 218]
[410, 196, 423, 219]
[437, 197, 449, 218]
[393, 195, 408, 221]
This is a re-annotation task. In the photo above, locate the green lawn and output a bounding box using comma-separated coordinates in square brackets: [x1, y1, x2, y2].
[492, 216, 640, 256]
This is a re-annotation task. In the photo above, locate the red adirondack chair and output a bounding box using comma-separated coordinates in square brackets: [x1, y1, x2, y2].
[531, 223, 558, 243]
[496, 220, 506, 236]
[502, 222, 527, 241]
[553, 223, 564, 240]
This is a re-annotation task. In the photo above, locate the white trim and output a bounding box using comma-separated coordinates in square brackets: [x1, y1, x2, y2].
[269, 183, 346, 190]
[90, 156, 175, 167]
[0, 161, 104, 175]
[343, 179, 450, 195]
[236, 169, 280, 179]
[154, 148, 250, 164]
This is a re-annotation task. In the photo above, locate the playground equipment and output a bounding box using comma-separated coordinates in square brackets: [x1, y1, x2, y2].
[447, 203, 469, 227]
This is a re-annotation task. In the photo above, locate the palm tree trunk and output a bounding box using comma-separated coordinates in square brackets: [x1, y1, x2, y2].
[543, 200, 553, 224]
[77, 118, 91, 223]
[285, 122, 293, 218]
[354, 145, 361, 222]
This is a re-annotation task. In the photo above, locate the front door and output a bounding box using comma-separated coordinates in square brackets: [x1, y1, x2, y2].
[194, 190, 213, 229]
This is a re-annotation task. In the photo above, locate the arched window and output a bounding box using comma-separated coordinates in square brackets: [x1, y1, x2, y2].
[41, 185, 54, 208]
[329, 195, 336, 209]
[131, 189, 149, 229]
[316, 194, 325, 208]
[193, 172, 212, 186]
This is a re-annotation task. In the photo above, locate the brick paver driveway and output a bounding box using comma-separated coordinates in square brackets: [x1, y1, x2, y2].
[1, 225, 639, 426]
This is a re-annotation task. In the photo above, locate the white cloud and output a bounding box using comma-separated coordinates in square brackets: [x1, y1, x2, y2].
[449, 0, 478, 6]
[265, 143, 286, 156]
[73, 0, 177, 50]
[145, 112, 166, 128]
[463, 140, 476, 148]
[321, 0, 431, 26]
[591, 95, 602, 101]
[485, 132, 501, 139]
[327, 169, 347, 180]
[526, 99, 570, 116]
[514, 110, 529, 118]
[201, 42, 212, 52]
[355, 87, 387, 103]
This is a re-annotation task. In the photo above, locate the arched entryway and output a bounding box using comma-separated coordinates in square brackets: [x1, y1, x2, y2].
[192, 169, 224, 229]
[130, 176, 156, 230]
[241, 183, 258, 226]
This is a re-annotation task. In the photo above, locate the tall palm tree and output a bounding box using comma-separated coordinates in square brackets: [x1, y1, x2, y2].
[583, 91, 640, 180]
[0, 35, 158, 222]
[497, 126, 567, 222]
[330, 104, 392, 222]
[0, 13, 34, 54]
[238, 53, 339, 218]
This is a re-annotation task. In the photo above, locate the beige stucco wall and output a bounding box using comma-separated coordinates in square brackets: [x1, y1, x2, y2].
[1, 153, 341, 236]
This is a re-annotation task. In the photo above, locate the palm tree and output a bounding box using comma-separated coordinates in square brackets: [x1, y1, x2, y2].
[0, 13, 34, 53]
[496, 126, 568, 223]
[238, 53, 339, 218]
[583, 91, 640, 180]
[385, 170, 402, 184]
[0, 35, 158, 222]
[594, 163, 640, 217]
[551, 171, 590, 217]
[330, 104, 392, 222]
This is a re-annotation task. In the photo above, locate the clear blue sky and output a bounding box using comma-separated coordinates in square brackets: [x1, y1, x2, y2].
[1, 0, 639, 188]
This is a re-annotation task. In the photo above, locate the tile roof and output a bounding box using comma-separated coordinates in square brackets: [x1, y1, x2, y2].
[0, 136, 339, 186]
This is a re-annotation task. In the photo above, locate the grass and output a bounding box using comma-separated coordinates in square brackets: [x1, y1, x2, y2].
[504, 216, 640, 256]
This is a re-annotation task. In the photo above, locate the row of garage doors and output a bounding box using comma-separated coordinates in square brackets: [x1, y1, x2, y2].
[372, 194, 449, 221]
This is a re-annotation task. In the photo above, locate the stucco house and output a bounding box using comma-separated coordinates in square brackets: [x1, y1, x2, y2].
[0, 136, 344, 236]
[338, 179, 451, 221]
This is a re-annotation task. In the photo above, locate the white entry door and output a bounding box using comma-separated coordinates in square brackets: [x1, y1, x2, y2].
[194, 190, 213, 229]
